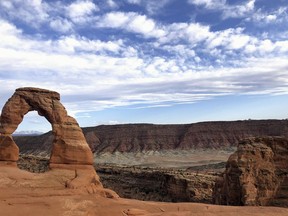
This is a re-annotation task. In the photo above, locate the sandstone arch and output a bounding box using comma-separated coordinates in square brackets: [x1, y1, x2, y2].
[0, 87, 93, 166]
[0, 87, 118, 198]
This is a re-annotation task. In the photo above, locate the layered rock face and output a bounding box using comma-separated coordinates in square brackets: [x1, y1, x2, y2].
[14, 120, 288, 155]
[213, 137, 288, 206]
[86, 121, 288, 153]
[0, 87, 93, 165]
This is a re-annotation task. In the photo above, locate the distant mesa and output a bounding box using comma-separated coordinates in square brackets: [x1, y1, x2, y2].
[0, 87, 117, 197]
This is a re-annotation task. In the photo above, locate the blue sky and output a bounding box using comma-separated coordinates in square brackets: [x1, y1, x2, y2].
[0, 0, 288, 132]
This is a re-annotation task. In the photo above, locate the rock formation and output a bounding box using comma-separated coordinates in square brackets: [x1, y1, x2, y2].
[213, 137, 288, 207]
[0, 87, 93, 165]
[0, 87, 117, 197]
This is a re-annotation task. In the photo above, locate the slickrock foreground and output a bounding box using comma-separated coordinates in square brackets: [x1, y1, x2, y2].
[0, 166, 287, 216]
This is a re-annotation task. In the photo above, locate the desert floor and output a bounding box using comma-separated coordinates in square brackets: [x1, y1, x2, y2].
[94, 149, 235, 168]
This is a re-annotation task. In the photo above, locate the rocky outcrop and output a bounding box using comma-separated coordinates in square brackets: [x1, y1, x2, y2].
[0, 135, 19, 162]
[213, 137, 288, 207]
[98, 165, 216, 203]
[0, 87, 117, 197]
[14, 120, 288, 155]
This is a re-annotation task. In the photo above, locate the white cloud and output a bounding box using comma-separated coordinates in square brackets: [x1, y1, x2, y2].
[49, 18, 73, 33]
[126, 0, 141, 5]
[247, 6, 288, 25]
[187, 0, 226, 9]
[266, 15, 277, 22]
[222, 0, 255, 19]
[242, 36, 288, 55]
[185, 23, 211, 44]
[143, 0, 170, 15]
[55, 36, 124, 54]
[0, 0, 99, 31]
[0, 19, 21, 36]
[125, 0, 170, 14]
[107, 0, 118, 8]
[0, 20, 31, 50]
[128, 15, 157, 34]
[258, 39, 275, 53]
[227, 34, 251, 50]
[275, 41, 288, 53]
[161, 44, 196, 58]
[160, 23, 252, 53]
[97, 12, 166, 38]
[98, 12, 131, 28]
[188, 0, 255, 19]
[66, 0, 99, 23]
[156, 22, 212, 45]
[0, 0, 49, 27]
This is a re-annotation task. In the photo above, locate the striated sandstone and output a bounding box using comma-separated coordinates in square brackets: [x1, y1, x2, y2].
[85, 121, 288, 153]
[14, 120, 288, 155]
[213, 137, 288, 206]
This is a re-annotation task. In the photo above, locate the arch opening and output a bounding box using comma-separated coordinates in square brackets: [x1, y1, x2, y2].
[13, 111, 53, 173]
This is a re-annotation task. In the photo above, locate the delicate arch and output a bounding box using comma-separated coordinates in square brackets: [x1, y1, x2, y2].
[0, 87, 93, 166]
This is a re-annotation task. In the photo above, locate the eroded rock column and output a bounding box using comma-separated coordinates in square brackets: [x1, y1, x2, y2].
[213, 137, 287, 206]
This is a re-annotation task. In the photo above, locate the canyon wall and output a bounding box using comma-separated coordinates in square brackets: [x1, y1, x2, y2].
[14, 120, 288, 155]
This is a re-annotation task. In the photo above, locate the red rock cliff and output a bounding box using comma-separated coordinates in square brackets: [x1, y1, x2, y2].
[14, 120, 288, 154]
[213, 137, 288, 207]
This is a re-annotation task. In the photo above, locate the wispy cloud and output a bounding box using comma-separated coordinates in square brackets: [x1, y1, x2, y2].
[246, 6, 288, 25]
[188, 0, 255, 19]
[0, 0, 49, 27]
